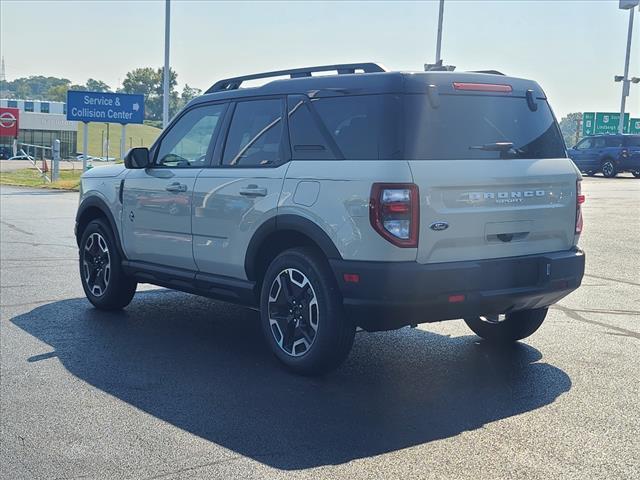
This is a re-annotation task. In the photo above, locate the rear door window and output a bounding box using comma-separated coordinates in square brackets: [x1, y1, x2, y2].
[593, 137, 606, 148]
[623, 136, 640, 147]
[403, 94, 566, 160]
[222, 99, 284, 167]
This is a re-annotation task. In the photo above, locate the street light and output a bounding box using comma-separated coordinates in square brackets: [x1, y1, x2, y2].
[616, 0, 638, 134]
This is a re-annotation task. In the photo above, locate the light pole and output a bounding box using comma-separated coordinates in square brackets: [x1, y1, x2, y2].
[162, 0, 171, 128]
[435, 0, 444, 65]
[616, 1, 638, 134]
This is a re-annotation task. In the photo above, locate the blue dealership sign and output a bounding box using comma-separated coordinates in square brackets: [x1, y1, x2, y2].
[66, 90, 145, 124]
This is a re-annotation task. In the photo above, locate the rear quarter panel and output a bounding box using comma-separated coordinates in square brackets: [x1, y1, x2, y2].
[280, 160, 416, 262]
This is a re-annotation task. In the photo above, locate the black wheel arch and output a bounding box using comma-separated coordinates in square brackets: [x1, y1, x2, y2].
[76, 196, 126, 259]
[245, 214, 342, 283]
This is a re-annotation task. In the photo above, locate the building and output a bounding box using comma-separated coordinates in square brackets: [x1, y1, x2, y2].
[0, 99, 77, 158]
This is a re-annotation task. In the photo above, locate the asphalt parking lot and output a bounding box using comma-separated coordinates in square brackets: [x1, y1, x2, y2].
[1, 176, 639, 480]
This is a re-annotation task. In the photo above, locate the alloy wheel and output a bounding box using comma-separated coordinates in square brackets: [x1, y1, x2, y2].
[82, 232, 111, 297]
[268, 268, 319, 357]
[602, 162, 614, 177]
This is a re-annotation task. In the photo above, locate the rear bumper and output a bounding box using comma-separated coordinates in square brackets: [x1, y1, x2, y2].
[329, 249, 585, 331]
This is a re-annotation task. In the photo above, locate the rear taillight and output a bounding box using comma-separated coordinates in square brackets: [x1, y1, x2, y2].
[575, 179, 585, 234]
[370, 183, 419, 248]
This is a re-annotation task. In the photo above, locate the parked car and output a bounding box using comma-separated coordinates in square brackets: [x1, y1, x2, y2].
[75, 63, 585, 375]
[7, 154, 34, 161]
[568, 134, 640, 178]
[0, 145, 13, 160]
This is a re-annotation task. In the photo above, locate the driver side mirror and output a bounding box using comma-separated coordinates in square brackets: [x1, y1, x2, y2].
[124, 147, 150, 169]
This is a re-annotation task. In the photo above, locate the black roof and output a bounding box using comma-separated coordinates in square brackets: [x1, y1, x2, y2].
[188, 63, 545, 108]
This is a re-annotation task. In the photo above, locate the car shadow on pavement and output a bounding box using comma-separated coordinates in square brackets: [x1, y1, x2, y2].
[11, 289, 571, 470]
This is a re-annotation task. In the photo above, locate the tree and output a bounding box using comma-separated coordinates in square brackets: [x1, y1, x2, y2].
[85, 78, 111, 92]
[559, 112, 582, 148]
[121, 67, 178, 120]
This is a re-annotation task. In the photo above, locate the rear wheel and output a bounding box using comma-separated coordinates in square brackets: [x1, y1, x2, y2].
[79, 219, 137, 310]
[260, 247, 355, 375]
[601, 160, 617, 178]
[464, 308, 548, 344]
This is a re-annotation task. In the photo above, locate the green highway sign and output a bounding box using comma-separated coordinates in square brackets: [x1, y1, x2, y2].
[582, 112, 595, 136]
[629, 118, 640, 134]
[594, 112, 630, 134]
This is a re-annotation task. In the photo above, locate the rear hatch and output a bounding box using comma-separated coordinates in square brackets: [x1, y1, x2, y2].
[402, 76, 579, 264]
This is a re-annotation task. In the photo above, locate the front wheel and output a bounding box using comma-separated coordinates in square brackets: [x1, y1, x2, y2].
[601, 160, 617, 178]
[464, 308, 548, 344]
[260, 247, 355, 375]
[79, 219, 137, 310]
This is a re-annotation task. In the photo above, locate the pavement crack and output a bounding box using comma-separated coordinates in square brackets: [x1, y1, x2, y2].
[583, 273, 640, 287]
[0, 219, 33, 236]
[553, 305, 640, 340]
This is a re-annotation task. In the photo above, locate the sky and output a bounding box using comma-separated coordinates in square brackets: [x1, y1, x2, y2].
[1, 0, 639, 119]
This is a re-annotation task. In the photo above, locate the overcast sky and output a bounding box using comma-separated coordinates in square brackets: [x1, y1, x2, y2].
[1, 0, 639, 119]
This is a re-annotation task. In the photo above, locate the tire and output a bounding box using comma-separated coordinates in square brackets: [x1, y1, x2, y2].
[633, 171, 640, 178]
[463, 308, 548, 344]
[79, 219, 137, 310]
[259, 247, 355, 375]
[601, 159, 617, 178]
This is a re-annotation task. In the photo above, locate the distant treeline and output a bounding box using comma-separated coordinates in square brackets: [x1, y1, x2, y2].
[0, 67, 201, 121]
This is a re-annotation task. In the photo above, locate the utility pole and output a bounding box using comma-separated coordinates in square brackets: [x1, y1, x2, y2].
[435, 0, 445, 65]
[162, 0, 171, 128]
[617, 1, 637, 134]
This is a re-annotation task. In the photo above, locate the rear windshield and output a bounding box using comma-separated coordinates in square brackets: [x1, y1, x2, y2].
[288, 93, 566, 160]
[403, 94, 566, 160]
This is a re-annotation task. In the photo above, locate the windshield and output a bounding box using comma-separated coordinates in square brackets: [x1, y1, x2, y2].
[403, 94, 567, 160]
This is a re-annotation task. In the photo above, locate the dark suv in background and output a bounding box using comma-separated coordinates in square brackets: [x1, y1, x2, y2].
[568, 134, 640, 178]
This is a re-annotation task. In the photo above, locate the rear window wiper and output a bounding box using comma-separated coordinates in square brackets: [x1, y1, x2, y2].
[469, 142, 514, 152]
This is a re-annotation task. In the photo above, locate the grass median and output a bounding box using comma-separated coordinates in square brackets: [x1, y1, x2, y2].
[0, 168, 82, 191]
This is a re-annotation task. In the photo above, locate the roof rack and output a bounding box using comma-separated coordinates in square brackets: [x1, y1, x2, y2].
[470, 70, 505, 75]
[206, 63, 386, 93]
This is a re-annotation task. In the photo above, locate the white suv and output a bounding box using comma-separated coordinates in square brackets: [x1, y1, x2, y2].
[75, 63, 585, 374]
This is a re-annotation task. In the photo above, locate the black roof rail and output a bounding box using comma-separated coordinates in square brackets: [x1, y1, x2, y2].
[469, 70, 505, 75]
[206, 63, 387, 93]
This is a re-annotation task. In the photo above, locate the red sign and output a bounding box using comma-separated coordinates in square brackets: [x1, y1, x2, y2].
[0, 107, 20, 137]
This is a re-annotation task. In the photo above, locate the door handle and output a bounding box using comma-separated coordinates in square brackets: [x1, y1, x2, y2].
[239, 185, 267, 197]
[166, 182, 187, 193]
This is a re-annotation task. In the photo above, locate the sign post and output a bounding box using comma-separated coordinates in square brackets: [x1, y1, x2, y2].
[52, 139, 61, 182]
[82, 122, 89, 171]
[66, 90, 145, 170]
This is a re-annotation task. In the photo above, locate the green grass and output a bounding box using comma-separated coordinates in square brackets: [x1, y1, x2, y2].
[77, 122, 161, 159]
[0, 168, 82, 190]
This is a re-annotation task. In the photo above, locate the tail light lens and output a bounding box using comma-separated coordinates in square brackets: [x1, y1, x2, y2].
[370, 183, 419, 247]
[575, 179, 585, 234]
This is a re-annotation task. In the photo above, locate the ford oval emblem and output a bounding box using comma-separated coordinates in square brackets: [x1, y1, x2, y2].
[429, 221, 449, 231]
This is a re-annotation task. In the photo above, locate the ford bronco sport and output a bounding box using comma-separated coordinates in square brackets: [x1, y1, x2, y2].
[76, 63, 585, 374]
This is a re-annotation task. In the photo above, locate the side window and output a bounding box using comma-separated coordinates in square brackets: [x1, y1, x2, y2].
[606, 137, 623, 147]
[576, 138, 592, 150]
[287, 95, 336, 160]
[593, 137, 606, 148]
[222, 99, 283, 167]
[156, 103, 226, 168]
[309, 94, 401, 160]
